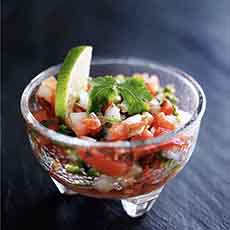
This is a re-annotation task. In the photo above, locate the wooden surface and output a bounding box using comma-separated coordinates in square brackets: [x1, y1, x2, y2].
[3, 0, 230, 229]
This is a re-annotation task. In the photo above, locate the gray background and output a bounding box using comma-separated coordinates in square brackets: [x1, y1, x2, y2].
[3, 0, 230, 229]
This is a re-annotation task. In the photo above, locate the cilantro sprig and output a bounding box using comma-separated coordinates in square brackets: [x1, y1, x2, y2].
[88, 76, 118, 113]
[117, 78, 152, 114]
[88, 76, 153, 115]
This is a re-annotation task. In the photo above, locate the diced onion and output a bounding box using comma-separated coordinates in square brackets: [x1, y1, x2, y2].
[123, 114, 142, 125]
[69, 112, 87, 125]
[94, 175, 115, 192]
[105, 103, 121, 121]
[149, 98, 161, 114]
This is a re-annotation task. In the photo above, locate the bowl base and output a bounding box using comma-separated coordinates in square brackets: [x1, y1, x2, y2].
[51, 176, 163, 217]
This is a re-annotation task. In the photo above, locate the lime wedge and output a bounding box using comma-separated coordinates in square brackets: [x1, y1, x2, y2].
[55, 46, 92, 119]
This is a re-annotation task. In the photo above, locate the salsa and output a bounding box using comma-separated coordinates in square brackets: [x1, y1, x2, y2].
[27, 46, 192, 198]
[29, 73, 192, 197]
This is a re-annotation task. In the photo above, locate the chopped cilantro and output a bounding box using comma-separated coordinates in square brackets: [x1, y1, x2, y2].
[163, 84, 176, 94]
[88, 76, 118, 113]
[117, 78, 152, 115]
[165, 94, 178, 105]
[172, 104, 180, 121]
[162, 84, 178, 105]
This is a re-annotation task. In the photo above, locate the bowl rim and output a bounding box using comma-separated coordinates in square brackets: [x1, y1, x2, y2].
[20, 57, 206, 148]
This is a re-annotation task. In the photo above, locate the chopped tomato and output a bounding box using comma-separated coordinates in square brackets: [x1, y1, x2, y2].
[152, 159, 162, 169]
[146, 82, 158, 96]
[36, 98, 55, 116]
[153, 112, 176, 130]
[132, 136, 187, 160]
[160, 100, 173, 115]
[77, 148, 129, 177]
[132, 144, 160, 160]
[69, 113, 101, 137]
[154, 127, 171, 137]
[160, 137, 187, 150]
[36, 76, 57, 108]
[106, 123, 129, 141]
[33, 110, 50, 122]
[83, 117, 101, 130]
[127, 121, 146, 137]
[45, 119, 59, 131]
[138, 162, 163, 185]
[144, 75, 159, 96]
[34, 134, 51, 145]
[72, 124, 88, 136]
[131, 129, 154, 141]
[85, 83, 91, 91]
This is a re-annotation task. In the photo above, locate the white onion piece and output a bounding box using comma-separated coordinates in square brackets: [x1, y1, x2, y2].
[165, 115, 177, 124]
[142, 112, 153, 125]
[123, 114, 142, 125]
[94, 175, 115, 192]
[42, 76, 57, 90]
[118, 102, 128, 113]
[129, 125, 145, 137]
[69, 112, 87, 125]
[104, 103, 121, 121]
[149, 98, 161, 114]
[161, 150, 184, 161]
[126, 164, 143, 177]
[148, 75, 160, 91]
[36, 85, 52, 102]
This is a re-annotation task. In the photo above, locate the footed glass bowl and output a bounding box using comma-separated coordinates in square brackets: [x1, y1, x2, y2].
[20, 58, 206, 217]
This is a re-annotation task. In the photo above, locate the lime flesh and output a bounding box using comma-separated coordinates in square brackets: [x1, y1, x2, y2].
[55, 46, 92, 119]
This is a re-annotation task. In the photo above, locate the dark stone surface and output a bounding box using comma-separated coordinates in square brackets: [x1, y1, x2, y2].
[2, 0, 230, 229]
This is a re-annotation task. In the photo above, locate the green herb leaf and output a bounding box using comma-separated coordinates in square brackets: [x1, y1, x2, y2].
[88, 76, 152, 115]
[117, 78, 152, 115]
[88, 76, 118, 113]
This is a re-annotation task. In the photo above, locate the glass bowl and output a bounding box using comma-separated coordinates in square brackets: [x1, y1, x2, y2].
[20, 58, 206, 217]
